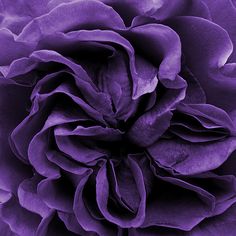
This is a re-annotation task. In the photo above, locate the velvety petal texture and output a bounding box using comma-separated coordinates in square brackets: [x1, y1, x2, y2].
[0, 0, 236, 236]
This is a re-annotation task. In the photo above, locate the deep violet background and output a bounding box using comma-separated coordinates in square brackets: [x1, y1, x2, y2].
[1, 0, 236, 235]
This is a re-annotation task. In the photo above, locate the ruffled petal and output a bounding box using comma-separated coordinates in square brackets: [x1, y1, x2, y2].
[0, 29, 34, 66]
[38, 177, 74, 213]
[148, 137, 236, 175]
[168, 16, 236, 114]
[96, 158, 146, 227]
[18, 175, 51, 218]
[18, 0, 125, 44]
[0, 195, 41, 236]
[170, 103, 235, 143]
[73, 169, 118, 236]
[125, 23, 182, 87]
[128, 78, 186, 147]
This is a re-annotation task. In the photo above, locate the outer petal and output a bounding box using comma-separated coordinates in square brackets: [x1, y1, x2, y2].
[18, 0, 125, 44]
[203, 0, 236, 62]
[0, 195, 41, 236]
[0, 80, 32, 193]
[190, 203, 236, 236]
[148, 137, 236, 175]
[18, 175, 51, 218]
[101, 0, 210, 25]
[150, 0, 211, 20]
[170, 103, 235, 142]
[143, 175, 215, 231]
[38, 177, 74, 213]
[0, 0, 58, 34]
[0, 220, 17, 236]
[0, 29, 34, 66]
[168, 16, 236, 115]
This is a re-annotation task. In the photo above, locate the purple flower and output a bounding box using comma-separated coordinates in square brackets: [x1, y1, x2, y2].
[1, 0, 236, 235]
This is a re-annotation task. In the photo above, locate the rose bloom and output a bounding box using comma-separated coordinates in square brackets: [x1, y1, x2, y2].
[1, 0, 236, 235]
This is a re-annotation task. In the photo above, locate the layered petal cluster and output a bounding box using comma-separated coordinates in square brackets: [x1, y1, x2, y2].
[0, 0, 236, 235]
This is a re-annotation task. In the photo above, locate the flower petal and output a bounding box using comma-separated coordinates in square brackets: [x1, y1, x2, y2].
[148, 137, 236, 175]
[0, 81, 31, 193]
[18, 0, 125, 44]
[128, 79, 186, 147]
